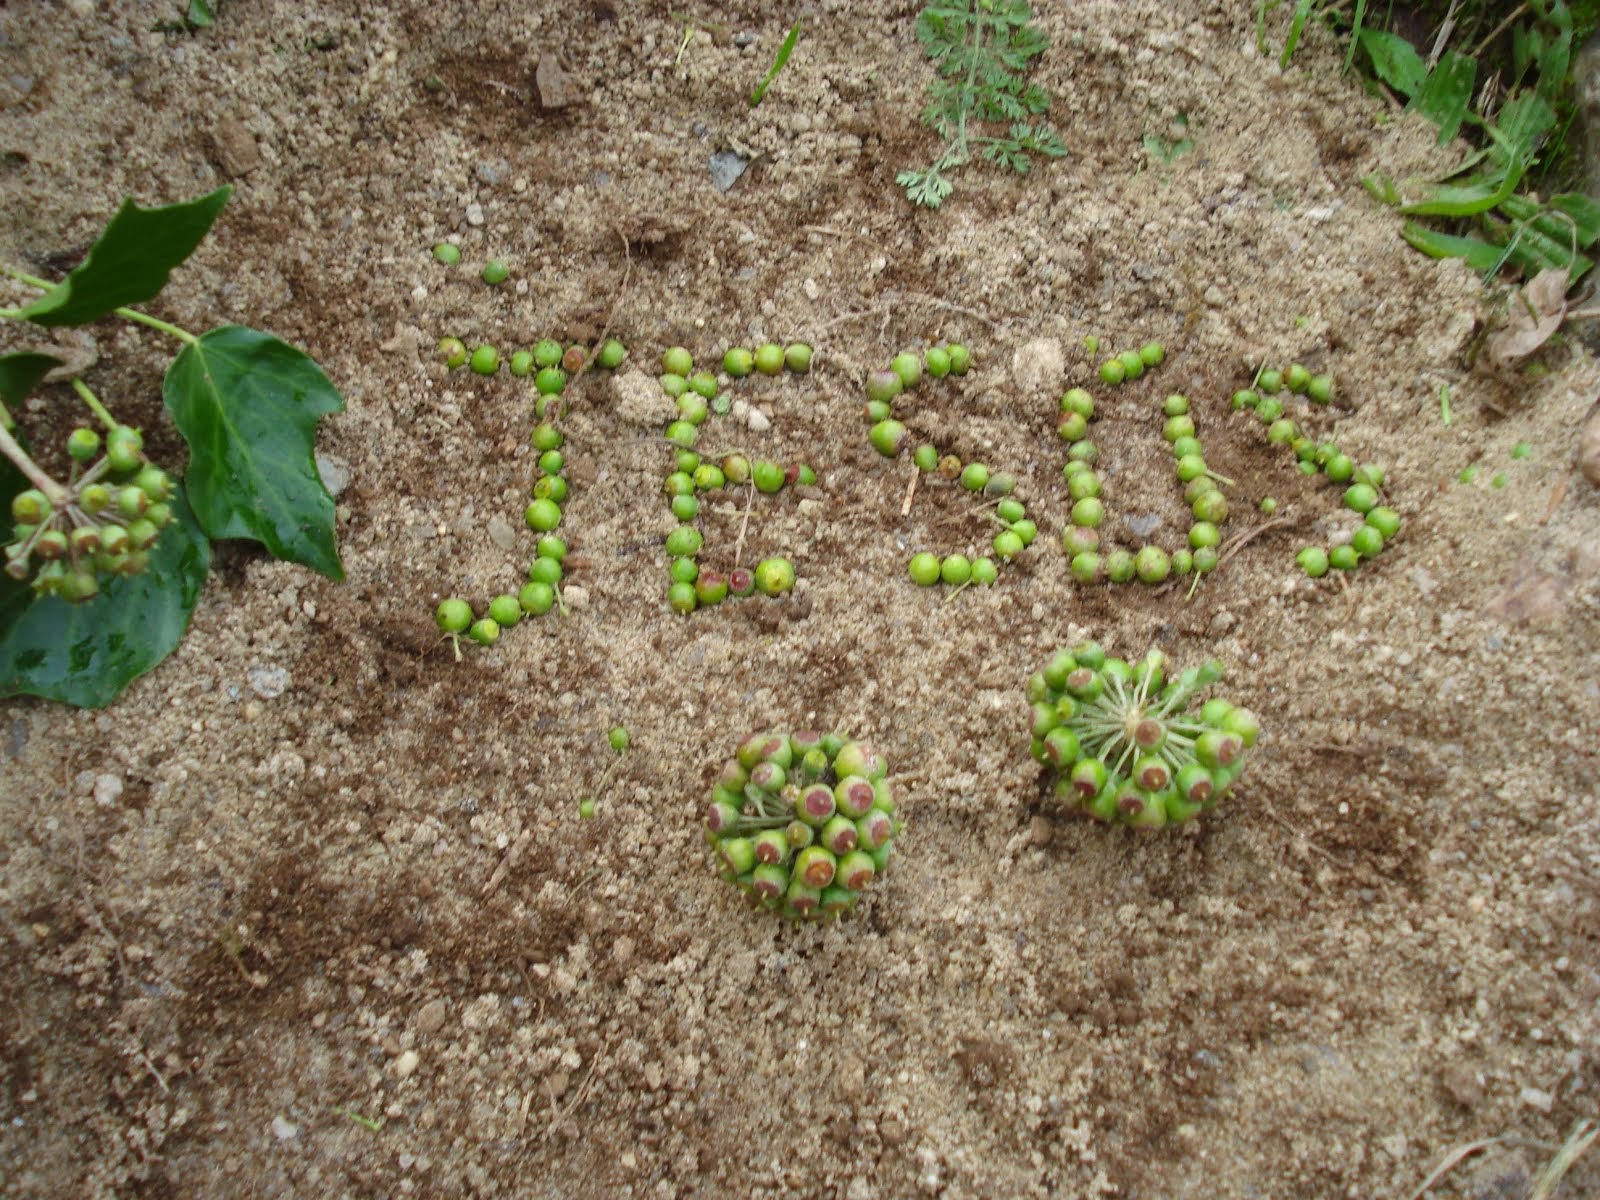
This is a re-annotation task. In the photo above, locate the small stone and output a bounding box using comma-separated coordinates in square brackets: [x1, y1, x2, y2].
[709, 150, 750, 193]
[414, 999, 447, 1036]
[271, 1115, 299, 1140]
[1207, 609, 1238, 637]
[535, 56, 581, 108]
[746, 407, 771, 433]
[465, 202, 485, 227]
[6, 717, 28, 760]
[1519, 1085, 1554, 1113]
[315, 451, 351, 498]
[562, 585, 589, 610]
[1011, 337, 1065, 395]
[246, 664, 290, 700]
[1028, 815, 1054, 847]
[1126, 513, 1163, 538]
[1442, 1061, 1484, 1107]
[487, 516, 516, 552]
[211, 116, 261, 177]
[393, 1050, 420, 1080]
[92, 774, 123, 808]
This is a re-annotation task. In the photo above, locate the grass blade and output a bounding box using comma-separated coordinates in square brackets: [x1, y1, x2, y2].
[749, 19, 801, 107]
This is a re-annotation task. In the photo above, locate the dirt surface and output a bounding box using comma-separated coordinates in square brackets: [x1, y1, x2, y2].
[2, 2, 1599, 1197]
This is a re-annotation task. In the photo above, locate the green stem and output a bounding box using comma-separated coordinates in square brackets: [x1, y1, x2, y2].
[0, 423, 69, 505]
[0, 263, 198, 345]
[70, 378, 117, 430]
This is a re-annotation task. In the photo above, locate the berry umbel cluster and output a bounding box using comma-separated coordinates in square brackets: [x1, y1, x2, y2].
[1029, 643, 1259, 827]
[5, 423, 176, 602]
[703, 731, 900, 919]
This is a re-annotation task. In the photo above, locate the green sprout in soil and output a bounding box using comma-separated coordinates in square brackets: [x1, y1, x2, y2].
[0, 187, 344, 707]
[703, 731, 900, 919]
[1031, 644, 1259, 828]
[897, 0, 1067, 209]
[749, 19, 801, 107]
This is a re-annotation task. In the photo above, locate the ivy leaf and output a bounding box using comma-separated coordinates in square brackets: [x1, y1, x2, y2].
[0, 350, 62, 412]
[164, 325, 344, 579]
[18, 187, 232, 328]
[0, 491, 211, 708]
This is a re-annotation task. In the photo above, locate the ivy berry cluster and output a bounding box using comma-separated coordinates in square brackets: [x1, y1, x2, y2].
[703, 731, 900, 919]
[1231, 365, 1401, 576]
[4, 422, 176, 602]
[863, 344, 1040, 589]
[1029, 643, 1259, 827]
[658, 344, 811, 615]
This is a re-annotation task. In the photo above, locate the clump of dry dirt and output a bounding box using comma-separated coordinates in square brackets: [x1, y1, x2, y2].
[2, 2, 1597, 1198]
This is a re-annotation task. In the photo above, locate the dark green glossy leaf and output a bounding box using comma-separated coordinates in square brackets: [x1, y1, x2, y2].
[19, 187, 231, 328]
[164, 325, 344, 579]
[0, 491, 210, 708]
[0, 351, 61, 411]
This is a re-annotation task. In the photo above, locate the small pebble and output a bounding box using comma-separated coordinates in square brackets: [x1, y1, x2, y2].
[271, 1115, 299, 1140]
[92, 774, 123, 807]
[746, 408, 771, 433]
[394, 1050, 420, 1080]
[246, 664, 290, 700]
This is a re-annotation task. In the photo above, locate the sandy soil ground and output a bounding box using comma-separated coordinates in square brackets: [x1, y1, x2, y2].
[2, 2, 1597, 1197]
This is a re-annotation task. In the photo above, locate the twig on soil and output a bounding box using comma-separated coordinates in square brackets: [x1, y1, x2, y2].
[482, 829, 532, 899]
[1261, 808, 1341, 866]
[901, 464, 919, 516]
[137, 1047, 170, 1094]
[1530, 1119, 1599, 1200]
[536, 1054, 608, 1145]
[1215, 517, 1294, 571]
[1406, 1127, 1577, 1200]
[1541, 472, 1569, 525]
[732, 483, 756, 568]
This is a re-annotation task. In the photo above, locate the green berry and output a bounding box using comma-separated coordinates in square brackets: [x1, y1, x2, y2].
[665, 526, 703, 557]
[1366, 507, 1400, 541]
[755, 557, 795, 595]
[667, 581, 697, 614]
[1257, 368, 1283, 393]
[1324, 454, 1354, 483]
[1061, 388, 1094, 419]
[971, 557, 998, 586]
[993, 530, 1024, 560]
[1511, 441, 1533, 460]
[1285, 364, 1311, 393]
[924, 346, 950, 378]
[1191, 491, 1229, 524]
[519, 581, 555, 615]
[913, 444, 939, 472]
[524, 498, 562, 532]
[1163, 415, 1196, 443]
[1162, 393, 1188, 417]
[1010, 519, 1037, 546]
[959, 463, 989, 492]
[947, 344, 972, 374]
[533, 476, 568, 503]
[695, 570, 729, 606]
[663, 346, 694, 377]
[1189, 521, 1220, 549]
[688, 372, 718, 401]
[671, 494, 700, 521]
[435, 598, 473, 633]
[531, 423, 563, 452]
[1068, 472, 1101, 502]
[1058, 412, 1089, 442]
[597, 339, 627, 369]
[609, 726, 630, 753]
[536, 449, 564, 477]
[1119, 350, 1145, 379]
[1070, 551, 1101, 584]
[869, 419, 906, 457]
[1329, 544, 1361, 571]
[940, 554, 971, 586]
[1231, 389, 1258, 410]
[671, 556, 698, 585]
[665, 420, 698, 448]
[1350, 525, 1385, 559]
[1259, 497, 1278, 515]
[488, 594, 522, 627]
[1170, 549, 1193, 575]
[1062, 525, 1099, 557]
[1256, 396, 1284, 422]
[432, 242, 460, 265]
[754, 343, 784, 376]
[529, 557, 563, 586]
[784, 343, 813, 373]
[106, 426, 144, 473]
[67, 427, 101, 462]
[578, 799, 596, 820]
[468, 617, 501, 646]
[908, 552, 940, 586]
[890, 352, 922, 388]
[1071, 497, 1104, 528]
[752, 461, 785, 494]
[659, 373, 688, 399]
[865, 370, 903, 405]
[1343, 483, 1378, 514]
[533, 340, 563, 368]
[723, 347, 755, 377]
[10, 489, 50, 525]
[1139, 341, 1165, 368]
[1134, 545, 1170, 583]
[1098, 358, 1126, 385]
[1296, 547, 1329, 578]
[481, 260, 509, 285]
[1307, 374, 1334, 404]
[1268, 418, 1297, 445]
[535, 367, 567, 396]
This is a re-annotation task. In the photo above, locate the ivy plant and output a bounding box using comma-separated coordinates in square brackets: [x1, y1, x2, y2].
[0, 187, 344, 707]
